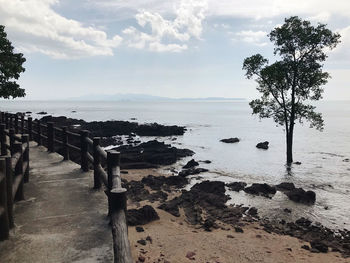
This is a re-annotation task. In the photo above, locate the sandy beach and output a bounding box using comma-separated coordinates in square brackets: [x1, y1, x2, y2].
[125, 169, 349, 263]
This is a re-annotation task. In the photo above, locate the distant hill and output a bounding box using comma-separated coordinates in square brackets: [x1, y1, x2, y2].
[67, 93, 245, 101]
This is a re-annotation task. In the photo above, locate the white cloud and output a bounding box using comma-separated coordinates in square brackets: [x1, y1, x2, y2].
[234, 30, 268, 46]
[0, 0, 122, 59]
[122, 0, 208, 52]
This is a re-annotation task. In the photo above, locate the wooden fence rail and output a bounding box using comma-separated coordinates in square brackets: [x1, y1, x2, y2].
[0, 122, 30, 241]
[0, 111, 132, 263]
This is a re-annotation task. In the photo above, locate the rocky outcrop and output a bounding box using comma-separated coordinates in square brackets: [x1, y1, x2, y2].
[183, 159, 199, 169]
[244, 183, 276, 197]
[256, 141, 269, 149]
[226, 182, 247, 192]
[114, 140, 194, 169]
[285, 188, 316, 204]
[127, 205, 160, 226]
[220, 138, 239, 143]
[178, 168, 209, 177]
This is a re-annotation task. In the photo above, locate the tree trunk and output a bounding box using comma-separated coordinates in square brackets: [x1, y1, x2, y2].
[286, 128, 294, 165]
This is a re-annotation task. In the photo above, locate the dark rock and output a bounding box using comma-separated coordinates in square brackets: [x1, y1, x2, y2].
[71, 110, 76, 113]
[343, 158, 350, 162]
[256, 141, 269, 150]
[203, 218, 215, 231]
[220, 137, 239, 143]
[294, 161, 302, 165]
[284, 208, 292, 213]
[186, 251, 196, 260]
[247, 207, 258, 217]
[244, 183, 276, 197]
[183, 159, 199, 169]
[37, 111, 47, 115]
[275, 182, 296, 192]
[191, 181, 226, 194]
[138, 255, 146, 262]
[285, 188, 316, 204]
[227, 234, 234, 238]
[310, 241, 328, 253]
[301, 245, 310, 250]
[137, 239, 147, 246]
[200, 160, 211, 164]
[178, 168, 208, 177]
[25, 111, 32, 114]
[127, 205, 160, 226]
[146, 236, 152, 244]
[234, 226, 244, 233]
[115, 140, 194, 168]
[296, 217, 312, 227]
[227, 181, 247, 192]
[136, 226, 144, 232]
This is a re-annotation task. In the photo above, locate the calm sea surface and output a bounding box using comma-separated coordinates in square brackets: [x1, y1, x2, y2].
[1, 100, 349, 229]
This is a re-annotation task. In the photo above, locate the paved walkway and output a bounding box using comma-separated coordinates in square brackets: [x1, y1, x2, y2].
[0, 143, 113, 262]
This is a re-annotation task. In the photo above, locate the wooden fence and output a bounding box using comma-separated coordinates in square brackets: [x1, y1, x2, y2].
[0, 112, 132, 263]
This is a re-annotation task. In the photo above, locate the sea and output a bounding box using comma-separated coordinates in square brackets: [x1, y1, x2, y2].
[1, 100, 349, 230]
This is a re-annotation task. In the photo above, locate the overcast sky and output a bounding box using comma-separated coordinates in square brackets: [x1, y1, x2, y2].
[0, 0, 349, 100]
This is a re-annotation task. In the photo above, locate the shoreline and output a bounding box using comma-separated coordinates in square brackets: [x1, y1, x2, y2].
[125, 169, 350, 262]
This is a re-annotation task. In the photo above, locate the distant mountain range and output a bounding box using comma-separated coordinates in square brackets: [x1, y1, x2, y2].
[67, 93, 245, 101]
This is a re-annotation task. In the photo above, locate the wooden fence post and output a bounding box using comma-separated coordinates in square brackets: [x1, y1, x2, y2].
[107, 151, 132, 263]
[37, 120, 42, 146]
[47, 122, 54, 152]
[0, 124, 6, 156]
[5, 156, 13, 228]
[0, 158, 10, 241]
[80, 130, 89, 172]
[13, 142, 24, 201]
[93, 137, 101, 189]
[22, 134, 30, 183]
[4, 113, 9, 129]
[9, 128, 15, 155]
[28, 117, 33, 141]
[20, 114, 24, 134]
[62, 127, 69, 161]
[14, 114, 19, 134]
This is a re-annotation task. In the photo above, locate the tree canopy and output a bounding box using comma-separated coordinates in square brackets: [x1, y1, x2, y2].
[0, 25, 26, 99]
[242, 16, 340, 164]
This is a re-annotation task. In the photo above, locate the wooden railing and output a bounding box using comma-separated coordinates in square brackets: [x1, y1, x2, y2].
[0, 112, 132, 263]
[0, 123, 29, 241]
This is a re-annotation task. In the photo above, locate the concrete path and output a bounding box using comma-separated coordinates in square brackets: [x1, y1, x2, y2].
[0, 143, 113, 262]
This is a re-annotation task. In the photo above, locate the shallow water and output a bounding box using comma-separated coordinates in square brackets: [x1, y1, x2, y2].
[1, 100, 349, 229]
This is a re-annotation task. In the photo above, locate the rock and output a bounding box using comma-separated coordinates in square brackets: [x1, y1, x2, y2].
[220, 137, 239, 143]
[203, 218, 215, 232]
[127, 205, 160, 226]
[37, 111, 47, 115]
[234, 226, 244, 233]
[186, 251, 196, 260]
[227, 235, 234, 238]
[256, 141, 269, 149]
[343, 158, 350, 162]
[146, 236, 152, 244]
[183, 159, 199, 169]
[25, 111, 32, 114]
[247, 207, 258, 217]
[191, 181, 226, 194]
[178, 168, 208, 177]
[115, 140, 194, 169]
[283, 208, 292, 213]
[136, 226, 144, 232]
[244, 183, 276, 197]
[275, 182, 295, 191]
[296, 217, 312, 227]
[137, 239, 147, 246]
[138, 255, 146, 262]
[227, 181, 247, 192]
[285, 188, 316, 204]
[294, 161, 302, 165]
[310, 241, 328, 253]
[200, 160, 212, 164]
[71, 110, 76, 113]
[301, 245, 310, 250]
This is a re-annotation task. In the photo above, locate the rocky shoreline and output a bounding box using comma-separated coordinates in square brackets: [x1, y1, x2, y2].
[35, 114, 350, 258]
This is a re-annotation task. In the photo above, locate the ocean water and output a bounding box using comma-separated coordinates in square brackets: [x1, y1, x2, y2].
[1, 100, 350, 229]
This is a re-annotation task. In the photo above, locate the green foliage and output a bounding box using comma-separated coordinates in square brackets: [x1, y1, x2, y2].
[0, 25, 26, 99]
[243, 16, 340, 132]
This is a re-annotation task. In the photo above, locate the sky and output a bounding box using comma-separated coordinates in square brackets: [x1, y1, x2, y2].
[0, 0, 349, 100]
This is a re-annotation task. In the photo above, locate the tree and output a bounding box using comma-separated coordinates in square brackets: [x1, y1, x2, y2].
[0, 25, 26, 99]
[242, 16, 340, 165]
